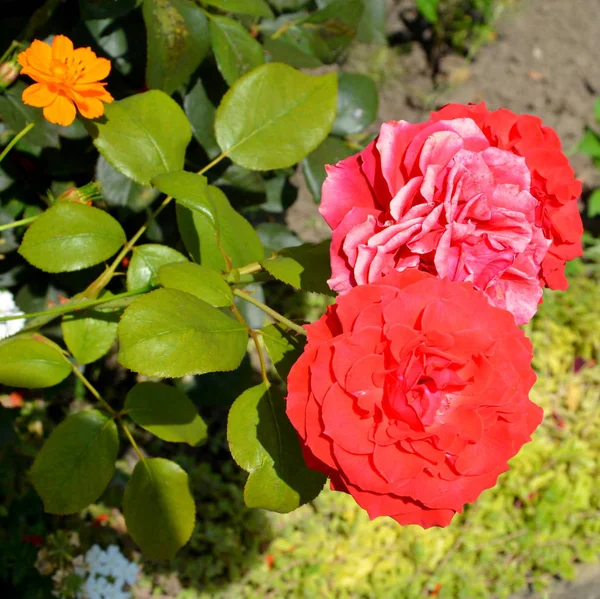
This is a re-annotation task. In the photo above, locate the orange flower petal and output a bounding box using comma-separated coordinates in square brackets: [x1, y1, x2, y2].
[51, 35, 74, 61]
[22, 83, 57, 107]
[19, 40, 51, 72]
[17, 51, 27, 68]
[72, 82, 114, 102]
[71, 47, 112, 84]
[18, 67, 46, 84]
[43, 94, 76, 126]
[72, 47, 96, 63]
[71, 93, 105, 119]
[79, 57, 111, 84]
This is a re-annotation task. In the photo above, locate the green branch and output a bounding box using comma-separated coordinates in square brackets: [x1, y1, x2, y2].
[0, 287, 149, 325]
[0, 214, 38, 232]
[0, 122, 35, 164]
[233, 288, 306, 336]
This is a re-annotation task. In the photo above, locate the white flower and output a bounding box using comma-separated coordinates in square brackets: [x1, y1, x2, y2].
[120, 560, 139, 586]
[101, 581, 131, 599]
[83, 575, 110, 599]
[95, 544, 128, 578]
[84, 544, 105, 576]
[77, 544, 138, 598]
[0, 290, 25, 339]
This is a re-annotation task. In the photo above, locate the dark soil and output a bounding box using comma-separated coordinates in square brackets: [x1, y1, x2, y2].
[288, 0, 600, 243]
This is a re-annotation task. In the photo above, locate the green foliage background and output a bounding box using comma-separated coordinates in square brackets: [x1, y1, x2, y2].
[0, 0, 598, 597]
[128, 263, 600, 598]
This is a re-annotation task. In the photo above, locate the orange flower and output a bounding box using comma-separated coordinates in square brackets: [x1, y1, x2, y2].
[18, 35, 113, 127]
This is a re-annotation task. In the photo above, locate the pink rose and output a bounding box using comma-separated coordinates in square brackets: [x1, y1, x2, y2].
[320, 104, 582, 324]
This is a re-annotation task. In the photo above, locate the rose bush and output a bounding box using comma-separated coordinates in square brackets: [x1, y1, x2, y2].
[321, 103, 583, 324]
[286, 270, 543, 528]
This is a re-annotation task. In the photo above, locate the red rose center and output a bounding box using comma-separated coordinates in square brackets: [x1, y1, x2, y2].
[384, 333, 470, 431]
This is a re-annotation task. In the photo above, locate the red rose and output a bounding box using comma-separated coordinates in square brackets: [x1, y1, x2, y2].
[286, 271, 543, 528]
[320, 103, 582, 324]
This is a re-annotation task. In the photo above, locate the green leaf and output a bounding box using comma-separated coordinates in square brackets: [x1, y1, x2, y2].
[260, 175, 294, 214]
[0, 336, 71, 388]
[153, 171, 264, 269]
[152, 170, 210, 214]
[0, 82, 60, 148]
[62, 297, 119, 365]
[215, 164, 265, 192]
[87, 90, 192, 186]
[262, 36, 323, 69]
[261, 240, 333, 295]
[303, 135, 354, 202]
[142, 0, 210, 95]
[578, 128, 600, 159]
[201, 0, 273, 18]
[123, 458, 195, 560]
[261, 323, 305, 379]
[215, 63, 337, 170]
[228, 383, 325, 512]
[125, 381, 207, 445]
[158, 262, 233, 307]
[126, 244, 188, 291]
[331, 72, 378, 136]
[356, 0, 386, 44]
[587, 188, 600, 218]
[30, 410, 119, 514]
[209, 14, 265, 87]
[595, 98, 600, 123]
[416, 0, 439, 23]
[96, 157, 160, 212]
[118, 288, 248, 377]
[18, 203, 125, 273]
[183, 79, 220, 158]
[256, 222, 301, 251]
[290, 0, 363, 64]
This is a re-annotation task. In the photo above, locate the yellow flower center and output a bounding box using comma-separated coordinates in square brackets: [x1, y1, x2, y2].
[50, 59, 68, 80]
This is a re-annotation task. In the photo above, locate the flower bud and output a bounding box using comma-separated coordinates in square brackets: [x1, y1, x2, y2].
[57, 182, 103, 205]
[0, 61, 19, 89]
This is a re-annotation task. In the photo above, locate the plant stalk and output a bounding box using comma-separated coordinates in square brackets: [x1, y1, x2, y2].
[83, 196, 174, 298]
[0, 122, 35, 164]
[0, 214, 38, 232]
[0, 287, 148, 323]
[233, 288, 306, 336]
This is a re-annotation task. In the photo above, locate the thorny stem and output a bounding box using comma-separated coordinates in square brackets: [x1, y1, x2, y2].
[0, 122, 35, 164]
[233, 288, 306, 336]
[0, 214, 38, 232]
